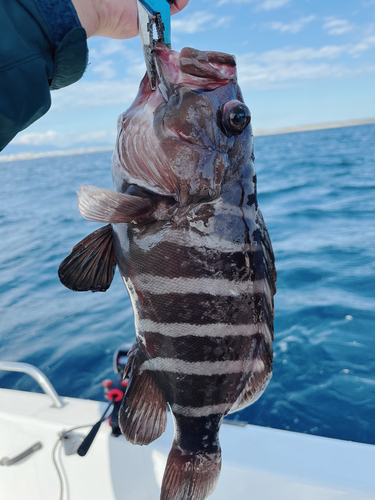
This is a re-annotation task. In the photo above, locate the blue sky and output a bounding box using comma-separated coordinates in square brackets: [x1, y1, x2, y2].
[2, 0, 375, 154]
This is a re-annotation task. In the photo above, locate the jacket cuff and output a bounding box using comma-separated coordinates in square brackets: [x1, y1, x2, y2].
[34, 0, 88, 90]
[34, 0, 81, 44]
[50, 26, 88, 90]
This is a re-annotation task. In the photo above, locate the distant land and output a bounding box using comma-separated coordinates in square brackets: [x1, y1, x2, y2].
[0, 147, 114, 163]
[254, 117, 375, 137]
[1, 118, 374, 163]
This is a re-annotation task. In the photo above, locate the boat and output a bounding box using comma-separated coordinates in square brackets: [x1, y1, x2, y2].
[1, 348, 374, 500]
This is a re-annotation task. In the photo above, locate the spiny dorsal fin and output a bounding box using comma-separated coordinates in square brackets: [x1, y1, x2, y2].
[78, 185, 154, 224]
[58, 224, 116, 292]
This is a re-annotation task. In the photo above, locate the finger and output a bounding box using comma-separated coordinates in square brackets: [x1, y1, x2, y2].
[171, 0, 190, 15]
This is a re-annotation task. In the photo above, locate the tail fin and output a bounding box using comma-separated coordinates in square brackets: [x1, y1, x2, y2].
[161, 441, 221, 500]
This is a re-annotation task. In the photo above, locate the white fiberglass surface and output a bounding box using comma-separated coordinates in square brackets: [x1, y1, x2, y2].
[0, 389, 374, 500]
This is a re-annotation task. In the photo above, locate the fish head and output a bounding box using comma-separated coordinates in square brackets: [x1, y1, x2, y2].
[112, 45, 253, 205]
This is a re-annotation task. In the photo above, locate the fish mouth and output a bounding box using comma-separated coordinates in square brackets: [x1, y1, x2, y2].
[150, 45, 238, 155]
[153, 44, 237, 100]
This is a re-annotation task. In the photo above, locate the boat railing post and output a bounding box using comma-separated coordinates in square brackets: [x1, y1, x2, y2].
[0, 361, 66, 408]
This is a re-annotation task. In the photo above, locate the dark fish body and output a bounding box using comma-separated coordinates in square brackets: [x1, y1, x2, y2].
[59, 45, 276, 500]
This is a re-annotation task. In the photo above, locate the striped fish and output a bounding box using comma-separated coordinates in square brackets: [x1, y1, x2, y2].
[58, 45, 277, 500]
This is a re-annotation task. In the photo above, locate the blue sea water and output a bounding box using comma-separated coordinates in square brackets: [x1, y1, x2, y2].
[0, 124, 374, 446]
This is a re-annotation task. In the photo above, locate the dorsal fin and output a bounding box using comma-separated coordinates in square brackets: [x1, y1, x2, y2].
[58, 224, 116, 292]
[78, 185, 154, 224]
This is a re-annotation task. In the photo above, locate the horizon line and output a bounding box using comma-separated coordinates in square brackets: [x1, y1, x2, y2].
[1, 118, 374, 163]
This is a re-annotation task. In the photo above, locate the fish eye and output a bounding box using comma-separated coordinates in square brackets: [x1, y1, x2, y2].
[222, 100, 251, 135]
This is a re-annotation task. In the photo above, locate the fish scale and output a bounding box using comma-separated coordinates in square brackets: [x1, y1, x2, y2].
[58, 45, 276, 500]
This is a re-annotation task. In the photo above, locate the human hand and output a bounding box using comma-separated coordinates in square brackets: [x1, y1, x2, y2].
[71, 0, 190, 39]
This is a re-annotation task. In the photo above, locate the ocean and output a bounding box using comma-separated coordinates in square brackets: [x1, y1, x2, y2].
[0, 123, 374, 446]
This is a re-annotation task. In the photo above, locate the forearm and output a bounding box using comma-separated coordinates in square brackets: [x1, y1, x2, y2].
[70, 0, 100, 38]
[70, 0, 189, 39]
[0, 0, 87, 151]
[71, 0, 139, 39]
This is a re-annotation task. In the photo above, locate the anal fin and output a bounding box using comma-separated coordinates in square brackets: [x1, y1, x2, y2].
[119, 345, 167, 445]
[58, 224, 116, 292]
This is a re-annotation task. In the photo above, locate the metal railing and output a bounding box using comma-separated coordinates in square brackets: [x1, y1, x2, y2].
[0, 361, 65, 408]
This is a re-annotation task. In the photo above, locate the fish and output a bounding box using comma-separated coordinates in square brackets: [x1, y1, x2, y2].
[58, 44, 277, 500]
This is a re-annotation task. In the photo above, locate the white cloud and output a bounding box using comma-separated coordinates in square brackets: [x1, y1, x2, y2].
[100, 39, 128, 56]
[255, 45, 349, 65]
[238, 60, 351, 88]
[172, 11, 232, 34]
[237, 39, 375, 89]
[13, 130, 59, 146]
[51, 79, 140, 110]
[126, 62, 148, 79]
[217, 0, 290, 7]
[349, 35, 375, 56]
[258, 0, 291, 10]
[323, 17, 353, 35]
[75, 131, 113, 142]
[12, 129, 117, 148]
[215, 16, 233, 28]
[217, 0, 255, 5]
[266, 15, 316, 34]
[92, 60, 117, 80]
[88, 39, 140, 63]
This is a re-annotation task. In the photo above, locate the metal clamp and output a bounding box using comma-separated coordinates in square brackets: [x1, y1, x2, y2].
[137, 0, 174, 90]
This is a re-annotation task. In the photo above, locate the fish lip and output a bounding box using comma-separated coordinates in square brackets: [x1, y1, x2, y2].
[153, 44, 236, 101]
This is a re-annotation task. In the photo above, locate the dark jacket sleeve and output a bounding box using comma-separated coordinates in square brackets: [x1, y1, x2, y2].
[0, 0, 88, 151]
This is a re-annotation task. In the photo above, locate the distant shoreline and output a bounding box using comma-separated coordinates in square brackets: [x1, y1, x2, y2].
[1, 118, 374, 163]
[0, 147, 114, 163]
[254, 117, 375, 137]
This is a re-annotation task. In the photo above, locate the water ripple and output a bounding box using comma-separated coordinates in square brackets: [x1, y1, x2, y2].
[1, 126, 375, 445]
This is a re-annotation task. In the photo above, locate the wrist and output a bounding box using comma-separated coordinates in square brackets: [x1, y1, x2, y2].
[71, 0, 100, 38]
[71, 0, 139, 40]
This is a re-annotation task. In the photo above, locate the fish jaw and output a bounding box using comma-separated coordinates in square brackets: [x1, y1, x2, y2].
[112, 46, 253, 205]
[153, 44, 237, 98]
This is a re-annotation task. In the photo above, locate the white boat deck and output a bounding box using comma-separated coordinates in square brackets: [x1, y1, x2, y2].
[0, 387, 374, 500]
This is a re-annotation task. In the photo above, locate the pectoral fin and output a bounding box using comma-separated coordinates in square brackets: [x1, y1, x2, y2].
[78, 185, 154, 224]
[58, 224, 116, 292]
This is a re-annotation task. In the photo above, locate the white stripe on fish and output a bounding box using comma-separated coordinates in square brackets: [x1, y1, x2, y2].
[137, 319, 272, 344]
[141, 358, 257, 376]
[135, 275, 264, 296]
[134, 228, 259, 253]
[171, 403, 231, 417]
